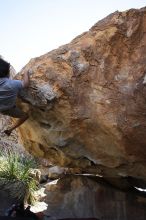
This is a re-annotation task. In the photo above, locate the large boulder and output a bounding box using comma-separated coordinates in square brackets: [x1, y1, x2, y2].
[44, 175, 146, 220]
[17, 7, 146, 180]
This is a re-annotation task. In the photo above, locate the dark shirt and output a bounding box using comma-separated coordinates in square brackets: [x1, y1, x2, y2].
[0, 77, 23, 111]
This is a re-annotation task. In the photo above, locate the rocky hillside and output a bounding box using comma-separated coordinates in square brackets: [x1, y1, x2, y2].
[17, 7, 146, 188]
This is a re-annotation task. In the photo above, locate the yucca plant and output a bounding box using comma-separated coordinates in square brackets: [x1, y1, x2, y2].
[0, 150, 38, 204]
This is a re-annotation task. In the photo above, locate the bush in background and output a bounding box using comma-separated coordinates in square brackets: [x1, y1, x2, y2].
[0, 150, 38, 204]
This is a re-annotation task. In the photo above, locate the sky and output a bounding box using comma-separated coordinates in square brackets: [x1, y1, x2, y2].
[0, 0, 146, 72]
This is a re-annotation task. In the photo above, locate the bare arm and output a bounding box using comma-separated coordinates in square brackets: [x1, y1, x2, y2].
[22, 71, 30, 88]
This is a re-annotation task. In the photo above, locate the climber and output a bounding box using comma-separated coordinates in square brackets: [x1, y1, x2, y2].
[0, 58, 31, 136]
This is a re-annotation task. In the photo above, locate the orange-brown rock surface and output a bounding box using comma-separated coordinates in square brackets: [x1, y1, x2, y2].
[18, 7, 146, 181]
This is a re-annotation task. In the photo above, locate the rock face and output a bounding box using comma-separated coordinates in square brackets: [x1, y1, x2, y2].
[18, 7, 146, 181]
[44, 176, 146, 220]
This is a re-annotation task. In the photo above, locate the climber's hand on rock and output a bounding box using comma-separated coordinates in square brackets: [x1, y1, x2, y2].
[28, 69, 34, 76]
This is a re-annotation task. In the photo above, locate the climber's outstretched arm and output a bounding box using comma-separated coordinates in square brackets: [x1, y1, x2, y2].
[22, 71, 30, 88]
[4, 113, 29, 136]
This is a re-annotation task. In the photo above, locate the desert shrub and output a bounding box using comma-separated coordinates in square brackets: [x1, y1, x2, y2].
[0, 150, 38, 204]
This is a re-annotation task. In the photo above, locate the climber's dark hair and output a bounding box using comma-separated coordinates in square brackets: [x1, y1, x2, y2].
[0, 58, 10, 78]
